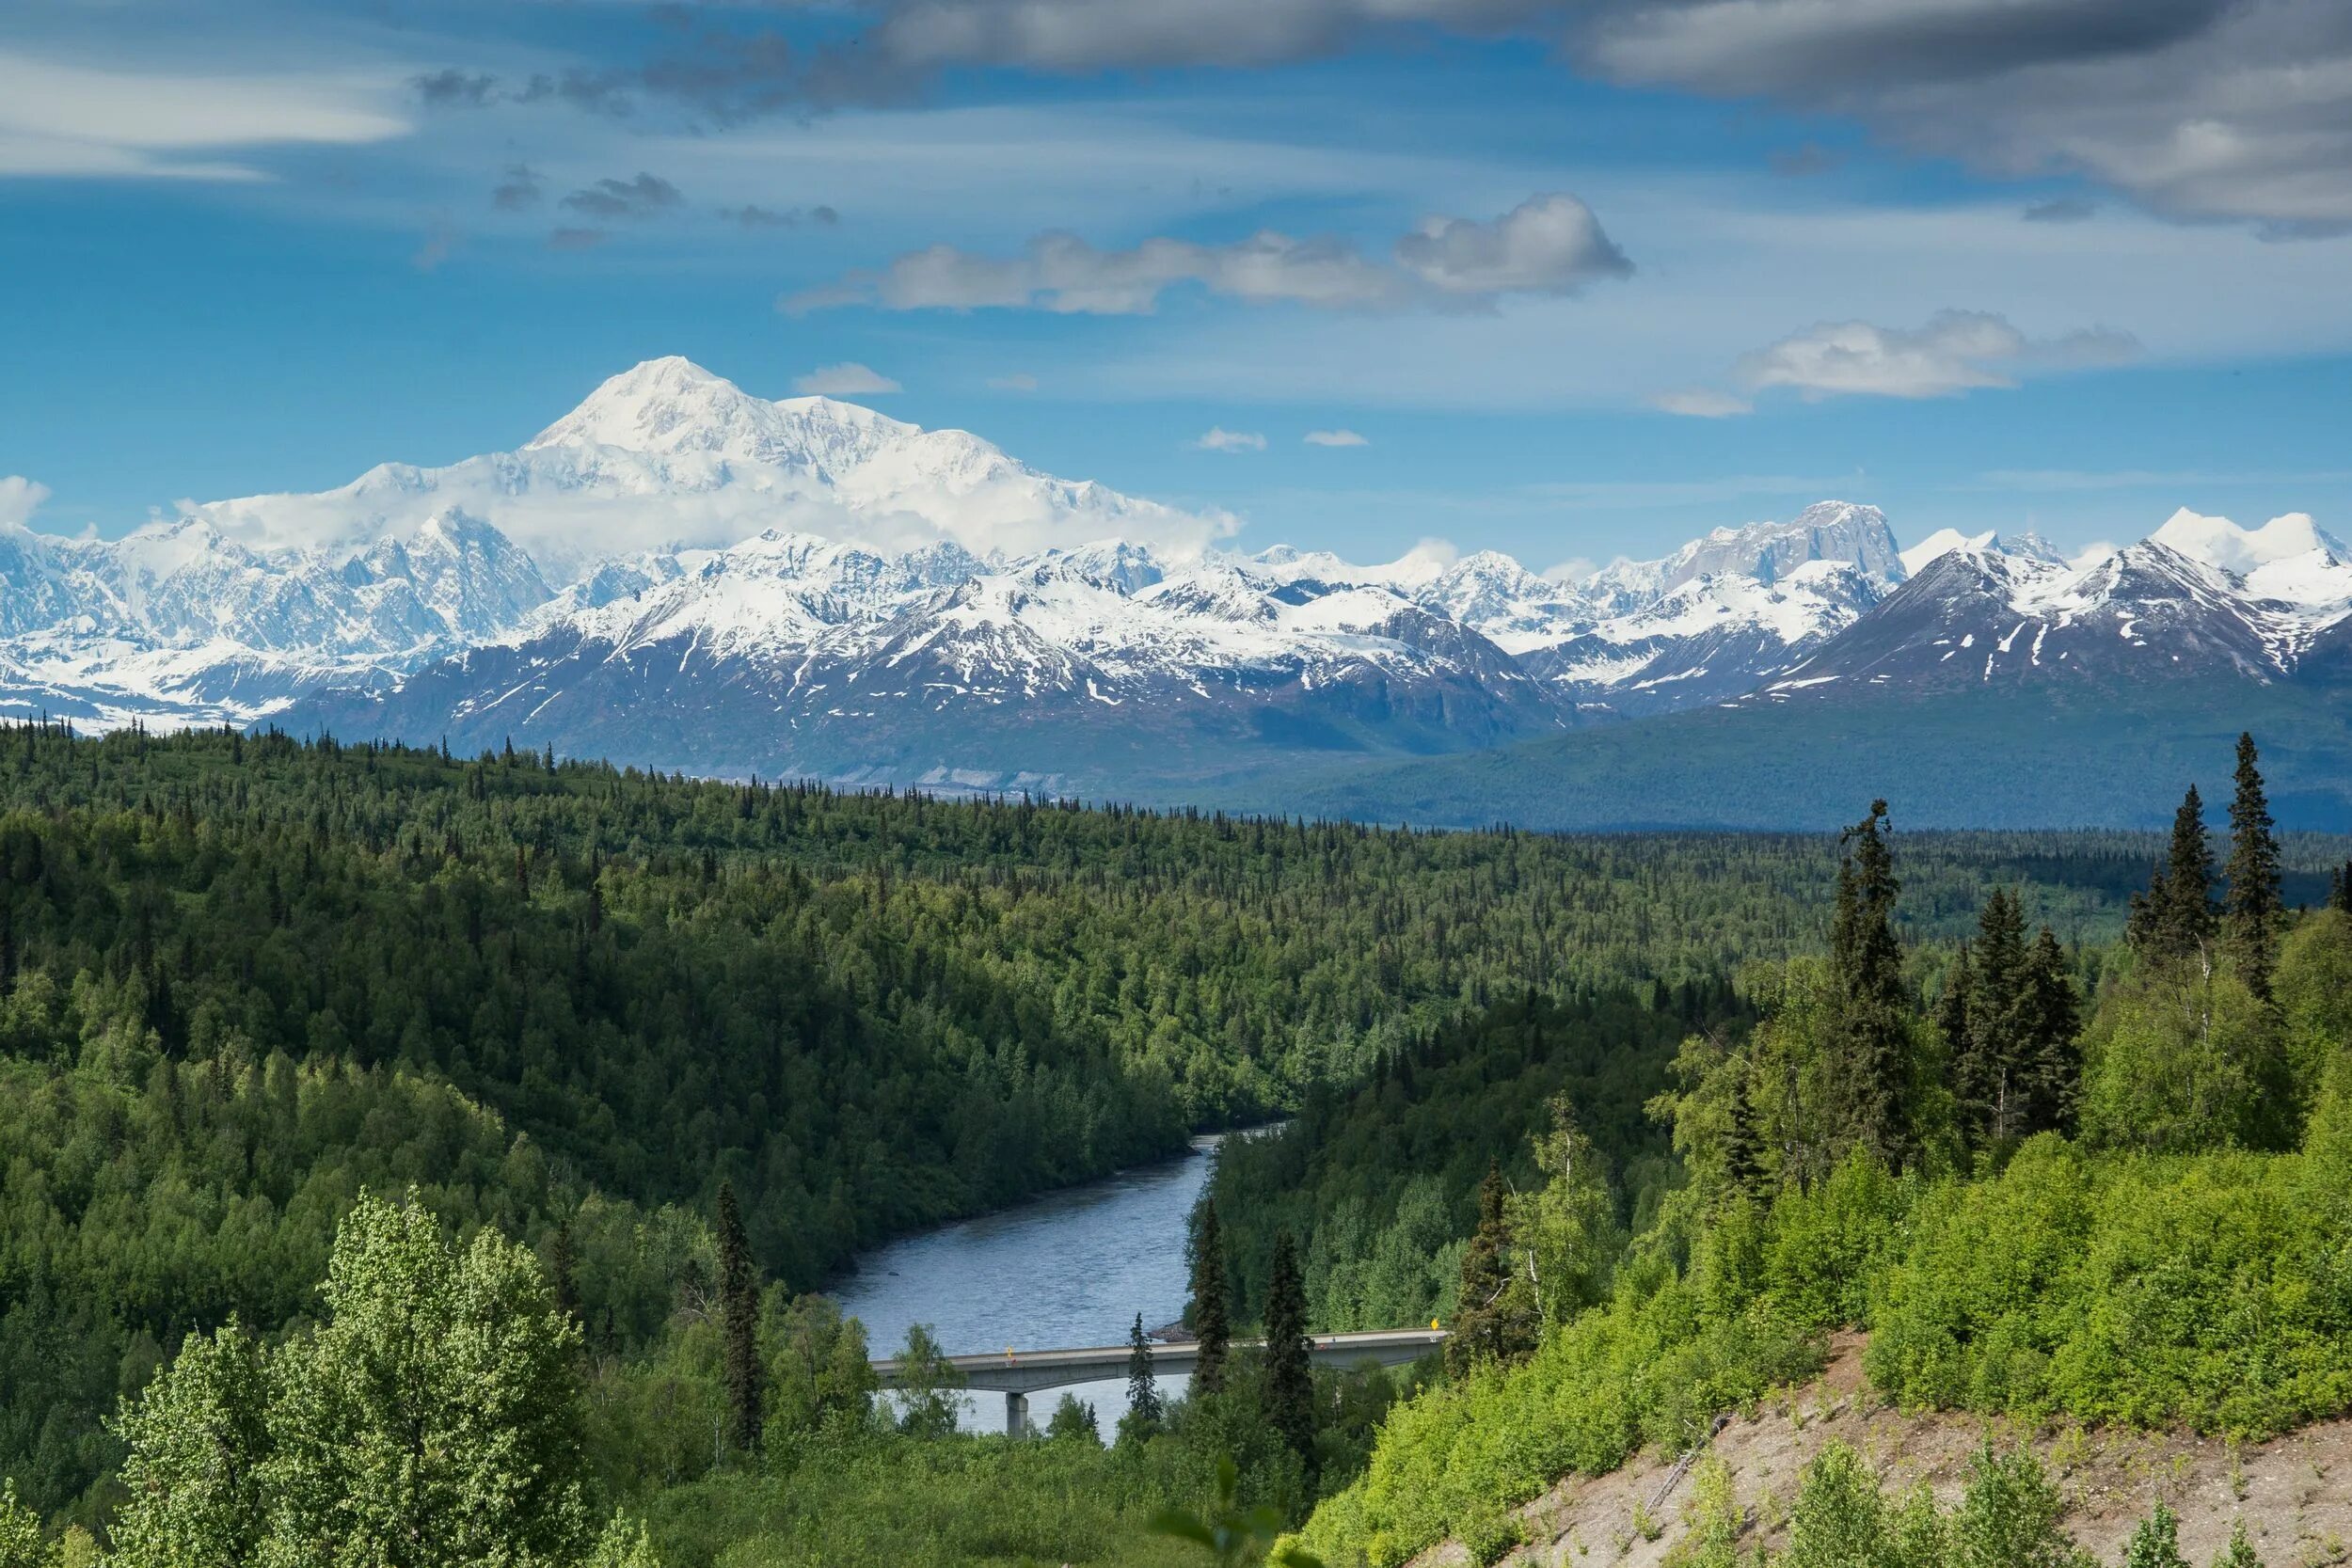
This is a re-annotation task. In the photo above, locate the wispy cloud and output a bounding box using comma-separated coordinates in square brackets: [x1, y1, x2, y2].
[1649, 388, 1753, 418]
[561, 173, 685, 221]
[1194, 427, 1268, 452]
[988, 373, 1040, 391]
[0, 49, 410, 181]
[784, 194, 1629, 316]
[1303, 429, 1368, 447]
[1734, 310, 2139, 401]
[794, 362, 902, 395]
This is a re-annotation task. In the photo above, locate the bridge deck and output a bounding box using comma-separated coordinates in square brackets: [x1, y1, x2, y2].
[873, 1327, 1445, 1398]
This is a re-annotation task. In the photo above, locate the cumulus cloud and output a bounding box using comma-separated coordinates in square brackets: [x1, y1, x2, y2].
[1649, 388, 1754, 418]
[1392, 194, 1631, 297]
[1732, 309, 2140, 400]
[793, 362, 902, 395]
[1303, 429, 1369, 446]
[0, 476, 52, 530]
[562, 173, 685, 221]
[1194, 427, 1268, 452]
[785, 194, 1629, 316]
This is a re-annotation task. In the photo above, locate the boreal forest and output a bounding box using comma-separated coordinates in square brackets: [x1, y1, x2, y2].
[0, 723, 2349, 1567]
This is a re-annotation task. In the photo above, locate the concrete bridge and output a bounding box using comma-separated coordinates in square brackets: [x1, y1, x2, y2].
[873, 1327, 1446, 1435]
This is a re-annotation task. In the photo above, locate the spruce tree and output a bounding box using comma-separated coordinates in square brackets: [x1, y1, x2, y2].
[2140, 785, 2215, 966]
[1189, 1203, 1232, 1399]
[1831, 801, 1913, 1169]
[1261, 1229, 1315, 1466]
[1448, 1164, 1535, 1372]
[2019, 927, 2081, 1135]
[1123, 1313, 1161, 1435]
[2222, 732, 2283, 998]
[1963, 892, 2031, 1149]
[716, 1181, 763, 1457]
[1723, 1065, 1766, 1199]
[2332, 860, 2352, 915]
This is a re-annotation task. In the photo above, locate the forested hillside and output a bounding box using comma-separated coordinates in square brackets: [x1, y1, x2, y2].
[1248, 736, 2352, 1567]
[4, 721, 2350, 1564]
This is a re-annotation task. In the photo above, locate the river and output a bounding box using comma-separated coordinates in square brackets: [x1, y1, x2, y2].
[830, 1134, 1222, 1434]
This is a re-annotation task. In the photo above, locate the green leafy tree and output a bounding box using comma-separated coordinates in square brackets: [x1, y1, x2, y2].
[1045, 1394, 1100, 1443]
[759, 1291, 874, 1441]
[891, 1324, 964, 1441]
[257, 1192, 598, 1568]
[2122, 1501, 2192, 1568]
[1506, 1098, 1621, 1325]
[1782, 1442, 1888, 1568]
[108, 1321, 271, 1568]
[1191, 1204, 1233, 1399]
[0, 1479, 46, 1568]
[714, 1182, 762, 1458]
[2079, 968, 2278, 1152]
[2212, 1519, 2264, 1568]
[1948, 1442, 2086, 1568]
[2222, 734, 2283, 998]
[1148, 1457, 1323, 1568]
[1260, 1232, 1315, 1467]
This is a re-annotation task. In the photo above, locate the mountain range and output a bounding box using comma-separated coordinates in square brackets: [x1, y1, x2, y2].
[5, 357, 2348, 821]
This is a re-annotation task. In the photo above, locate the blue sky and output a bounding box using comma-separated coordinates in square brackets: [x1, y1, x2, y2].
[5, 0, 2352, 569]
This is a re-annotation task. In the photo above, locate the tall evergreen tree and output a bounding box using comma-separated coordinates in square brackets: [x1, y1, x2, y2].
[2137, 785, 2216, 966]
[1261, 1230, 1315, 1466]
[1830, 801, 1913, 1169]
[2019, 927, 2081, 1135]
[1962, 892, 2032, 1150]
[1123, 1313, 1161, 1435]
[1723, 1064, 1766, 1199]
[716, 1181, 763, 1457]
[2222, 732, 2283, 998]
[1189, 1203, 1232, 1398]
[1448, 1164, 1535, 1372]
[2332, 859, 2352, 915]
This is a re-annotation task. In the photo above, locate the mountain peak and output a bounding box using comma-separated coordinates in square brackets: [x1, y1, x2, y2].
[524, 357, 913, 467]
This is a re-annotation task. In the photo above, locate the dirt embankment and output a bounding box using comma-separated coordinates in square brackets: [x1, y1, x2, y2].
[1422, 1335, 2352, 1568]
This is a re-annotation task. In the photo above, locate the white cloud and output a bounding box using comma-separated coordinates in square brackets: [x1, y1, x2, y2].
[1194, 427, 1268, 451]
[1542, 555, 1597, 582]
[784, 193, 1629, 315]
[1649, 388, 1754, 418]
[1303, 428, 1368, 446]
[1392, 194, 1632, 296]
[1733, 309, 2138, 400]
[0, 50, 410, 181]
[0, 476, 53, 530]
[988, 372, 1040, 390]
[793, 362, 904, 395]
[2069, 540, 2122, 568]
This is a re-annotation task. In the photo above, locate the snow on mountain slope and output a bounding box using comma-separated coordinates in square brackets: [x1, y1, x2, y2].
[1761, 521, 2351, 699]
[185, 357, 1233, 576]
[8, 355, 2349, 798]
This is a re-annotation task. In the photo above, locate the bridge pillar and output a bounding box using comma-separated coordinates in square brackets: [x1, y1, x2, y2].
[1005, 1390, 1029, 1438]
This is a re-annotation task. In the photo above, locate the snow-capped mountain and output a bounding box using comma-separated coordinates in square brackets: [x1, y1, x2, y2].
[1759, 510, 2352, 700]
[5, 356, 2347, 797]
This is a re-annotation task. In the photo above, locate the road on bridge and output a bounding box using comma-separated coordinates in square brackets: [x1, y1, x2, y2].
[872, 1326, 1447, 1435]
